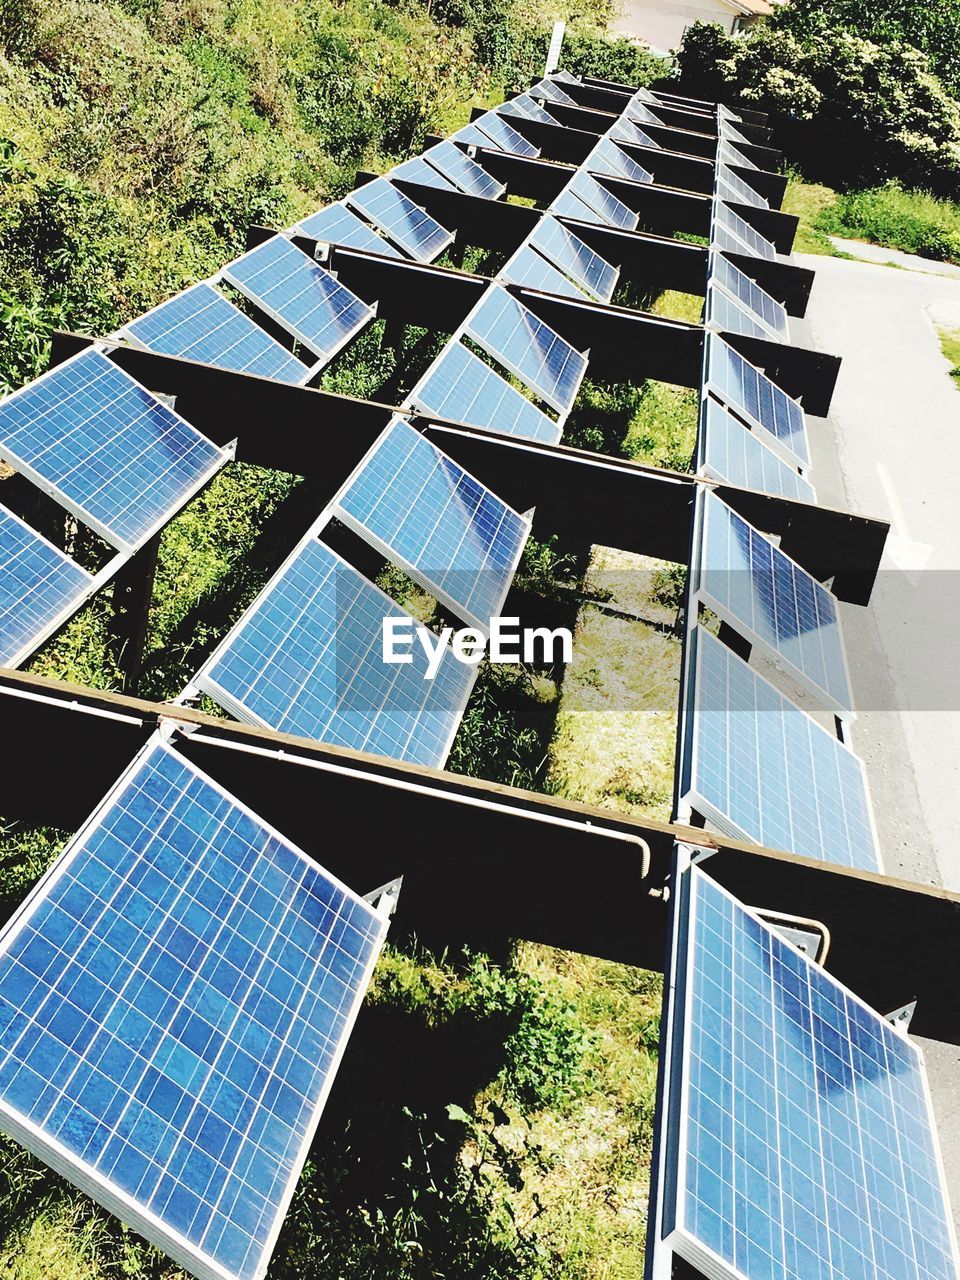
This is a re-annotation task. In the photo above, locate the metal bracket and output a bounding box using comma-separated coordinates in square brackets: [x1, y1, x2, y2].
[885, 1001, 917, 1033]
[364, 875, 404, 921]
[754, 907, 831, 965]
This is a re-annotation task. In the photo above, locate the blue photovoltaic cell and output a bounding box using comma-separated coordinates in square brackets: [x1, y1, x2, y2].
[124, 284, 309, 384]
[0, 740, 387, 1280]
[713, 202, 776, 260]
[464, 285, 587, 414]
[610, 117, 660, 149]
[500, 244, 584, 300]
[699, 398, 815, 504]
[528, 217, 618, 303]
[0, 503, 93, 666]
[457, 113, 540, 158]
[295, 203, 403, 258]
[706, 335, 809, 465]
[682, 625, 880, 870]
[197, 538, 476, 766]
[717, 166, 769, 210]
[390, 155, 458, 192]
[0, 349, 224, 553]
[586, 137, 653, 186]
[336, 418, 529, 628]
[222, 236, 374, 362]
[528, 77, 577, 105]
[424, 141, 505, 200]
[697, 492, 852, 711]
[707, 288, 768, 341]
[566, 170, 638, 230]
[497, 94, 558, 126]
[347, 178, 453, 263]
[409, 341, 561, 444]
[711, 254, 788, 339]
[669, 867, 959, 1280]
[550, 186, 604, 225]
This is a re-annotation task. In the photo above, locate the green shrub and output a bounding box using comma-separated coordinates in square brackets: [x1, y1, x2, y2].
[782, 0, 960, 98]
[674, 20, 960, 197]
[547, 31, 666, 87]
[817, 184, 960, 262]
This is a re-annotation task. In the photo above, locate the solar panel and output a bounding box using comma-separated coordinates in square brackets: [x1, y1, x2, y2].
[626, 99, 662, 127]
[719, 116, 754, 148]
[222, 237, 375, 362]
[565, 170, 639, 230]
[0, 349, 226, 554]
[717, 166, 769, 210]
[463, 285, 587, 414]
[346, 178, 454, 262]
[458, 113, 540, 158]
[196, 537, 476, 766]
[713, 202, 777, 260]
[718, 138, 757, 170]
[551, 69, 580, 85]
[0, 502, 94, 667]
[528, 216, 618, 303]
[500, 244, 584, 300]
[335, 418, 530, 629]
[710, 254, 788, 340]
[424, 141, 505, 200]
[497, 94, 558, 126]
[122, 284, 309, 385]
[610, 117, 660, 149]
[408, 341, 562, 444]
[699, 398, 816, 504]
[295, 203, 403, 258]
[550, 186, 605, 225]
[706, 288, 769, 341]
[0, 737, 388, 1280]
[695, 492, 852, 712]
[528, 78, 577, 105]
[664, 866, 959, 1280]
[586, 137, 653, 186]
[680, 624, 881, 870]
[705, 334, 809, 466]
[390, 154, 458, 192]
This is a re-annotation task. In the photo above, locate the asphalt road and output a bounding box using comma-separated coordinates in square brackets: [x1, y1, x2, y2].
[794, 250, 960, 1223]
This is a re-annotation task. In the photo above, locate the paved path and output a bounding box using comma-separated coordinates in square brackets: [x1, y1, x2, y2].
[829, 236, 960, 280]
[794, 250, 960, 1217]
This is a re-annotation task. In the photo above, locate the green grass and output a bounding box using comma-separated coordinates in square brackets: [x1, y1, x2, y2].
[817, 183, 960, 263]
[937, 327, 960, 386]
[781, 175, 840, 255]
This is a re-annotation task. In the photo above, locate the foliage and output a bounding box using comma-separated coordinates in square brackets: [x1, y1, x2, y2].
[448, 665, 551, 790]
[373, 948, 591, 1114]
[817, 183, 960, 263]
[547, 32, 666, 88]
[0, 0, 611, 389]
[780, 0, 960, 98]
[673, 20, 960, 197]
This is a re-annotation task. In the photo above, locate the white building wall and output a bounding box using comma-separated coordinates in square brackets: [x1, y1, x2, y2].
[611, 0, 738, 53]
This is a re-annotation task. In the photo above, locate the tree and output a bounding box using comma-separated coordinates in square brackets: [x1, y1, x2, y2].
[673, 20, 960, 196]
[780, 0, 960, 98]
